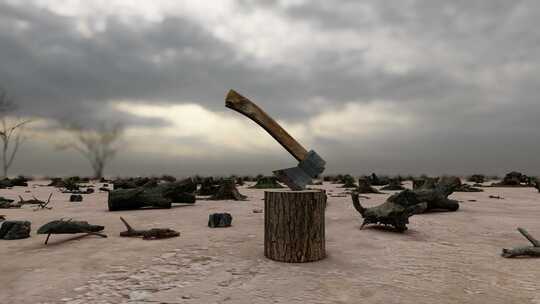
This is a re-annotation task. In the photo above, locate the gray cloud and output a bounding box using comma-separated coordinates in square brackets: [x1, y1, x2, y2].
[1, 0, 540, 176]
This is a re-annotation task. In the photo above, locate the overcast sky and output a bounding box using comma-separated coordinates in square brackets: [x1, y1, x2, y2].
[1, 0, 539, 177]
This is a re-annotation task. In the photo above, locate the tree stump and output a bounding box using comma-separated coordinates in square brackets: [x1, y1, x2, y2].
[264, 190, 326, 263]
[0, 220, 31, 239]
[357, 178, 381, 194]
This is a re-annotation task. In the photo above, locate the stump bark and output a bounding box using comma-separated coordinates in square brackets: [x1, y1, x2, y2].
[209, 179, 247, 201]
[264, 190, 326, 263]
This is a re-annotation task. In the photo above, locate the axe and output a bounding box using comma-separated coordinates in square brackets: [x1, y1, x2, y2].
[225, 90, 326, 190]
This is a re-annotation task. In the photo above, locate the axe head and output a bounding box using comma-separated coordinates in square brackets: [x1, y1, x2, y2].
[273, 150, 326, 190]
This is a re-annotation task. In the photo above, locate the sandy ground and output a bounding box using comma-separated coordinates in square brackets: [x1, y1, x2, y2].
[0, 180, 539, 304]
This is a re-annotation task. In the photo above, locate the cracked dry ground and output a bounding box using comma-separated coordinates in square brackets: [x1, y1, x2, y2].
[1, 181, 540, 304]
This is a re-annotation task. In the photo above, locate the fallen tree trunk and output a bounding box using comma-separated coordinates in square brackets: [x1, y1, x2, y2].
[413, 177, 460, 211]
[351, 191, 427, 232]
[37, 219, 106, 244]
[380, 179, 405, 191]
[501, 228, 540, 258]
[108, 179, 196, 211]
[350, 177, 460, 232]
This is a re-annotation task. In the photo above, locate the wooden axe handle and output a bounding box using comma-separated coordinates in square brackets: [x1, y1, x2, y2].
[225, 90, 308, 162]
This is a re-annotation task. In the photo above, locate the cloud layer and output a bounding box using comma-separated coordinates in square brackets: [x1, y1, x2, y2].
[1, 0, 540, 176]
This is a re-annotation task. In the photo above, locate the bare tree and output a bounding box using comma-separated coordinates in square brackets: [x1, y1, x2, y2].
[58, 122, 123, 179]
[0, 89, 31, 178]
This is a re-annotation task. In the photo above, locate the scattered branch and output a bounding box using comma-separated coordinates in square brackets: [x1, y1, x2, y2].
[501, 228, 540, 258]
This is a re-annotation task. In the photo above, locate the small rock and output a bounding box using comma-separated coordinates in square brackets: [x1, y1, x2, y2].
[252, 209, 263, 213]
[70, 194, 83, 202]
[208, 213, 232, 228]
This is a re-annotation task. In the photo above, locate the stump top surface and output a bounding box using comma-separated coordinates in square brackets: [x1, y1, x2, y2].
[264, 189, 323, 194]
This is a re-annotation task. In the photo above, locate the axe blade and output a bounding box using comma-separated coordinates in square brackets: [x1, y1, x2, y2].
[273, 166, 312, 191]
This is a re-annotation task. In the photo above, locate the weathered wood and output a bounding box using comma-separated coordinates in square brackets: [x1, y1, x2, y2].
[351, 191, 427, 232]
[264, 190, 326, 263]
[467, 174, 485, 183]
[350, 177, 460, 232]
[414, 176, 460, 211]
[356, 178, 381, 194]
[18, 193, 53, 211]
[0, 197, 17, 209]
[209, 179, 247, 201]
[0, 176, 29, 188]
[0, 220, 31, 239]
[249, 176, 284, 189]
[197, 177, 220, 195]
[491, 171, 530, 187]
[380, 178, 405, 191]
[455, 184, 483, 192]
[338, 175, 357, 188]
[119, 217, 180, 240]
[368, 173, 389, 186]
[501, 228, 540, 258]
[108, 179, 196, 211]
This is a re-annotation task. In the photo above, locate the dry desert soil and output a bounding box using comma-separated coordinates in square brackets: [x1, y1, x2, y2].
[0, 180, 539, 304]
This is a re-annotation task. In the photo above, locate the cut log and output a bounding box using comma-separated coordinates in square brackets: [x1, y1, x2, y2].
[249, 176, 284, 189]
[119, 217, 180, 239]
[209, 179, 247, 201]
[501, 228, 540, 258]
[264, 190, 326, 263]
[108, 179, 196, 211]
[208, 213, 233, 228]
[0, 220, 31, 240]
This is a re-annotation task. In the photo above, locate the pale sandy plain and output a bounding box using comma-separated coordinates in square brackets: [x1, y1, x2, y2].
[0, 180, 539, 304]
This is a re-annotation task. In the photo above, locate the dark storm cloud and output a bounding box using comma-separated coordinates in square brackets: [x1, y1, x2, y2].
[0, 1, 486, 122]
[1, 0, 540, 176]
